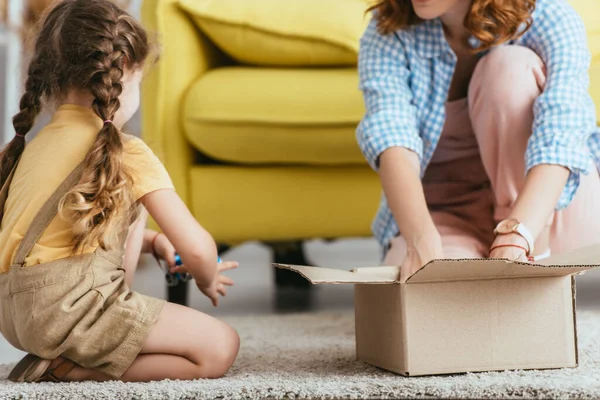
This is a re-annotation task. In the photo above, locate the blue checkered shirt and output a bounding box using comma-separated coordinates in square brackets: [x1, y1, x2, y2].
[356, 0, 600, 254]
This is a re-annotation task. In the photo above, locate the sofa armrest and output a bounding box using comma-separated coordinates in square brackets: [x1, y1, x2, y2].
[141, 0, 223, 205]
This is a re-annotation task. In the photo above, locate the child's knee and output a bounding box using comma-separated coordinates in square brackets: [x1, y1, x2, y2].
[196, 325, 240, 379]
[213, 326, 240, 376]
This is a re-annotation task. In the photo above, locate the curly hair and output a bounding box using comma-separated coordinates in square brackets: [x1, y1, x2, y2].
[0, 0, 151, 251]
[368, 0, 536, 51]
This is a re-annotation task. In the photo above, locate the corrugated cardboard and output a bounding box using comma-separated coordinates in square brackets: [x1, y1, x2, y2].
[273, 244, 600, 376]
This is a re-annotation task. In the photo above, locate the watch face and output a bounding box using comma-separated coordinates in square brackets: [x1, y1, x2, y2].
[496, 218, 520, 234]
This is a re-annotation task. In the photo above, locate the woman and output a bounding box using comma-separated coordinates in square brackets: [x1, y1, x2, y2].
[356, 0, 600, 280]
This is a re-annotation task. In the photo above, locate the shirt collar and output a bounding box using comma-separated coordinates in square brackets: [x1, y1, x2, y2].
[405, 18, 482, 59]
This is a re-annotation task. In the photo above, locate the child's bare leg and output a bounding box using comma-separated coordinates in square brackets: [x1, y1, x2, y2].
[123, 207, 149, 287]
[64, 303, 240, 382]
[58, 211, 239, 383]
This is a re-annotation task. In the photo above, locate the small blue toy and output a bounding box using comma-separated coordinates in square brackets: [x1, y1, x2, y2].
[174, 254, 222, 265]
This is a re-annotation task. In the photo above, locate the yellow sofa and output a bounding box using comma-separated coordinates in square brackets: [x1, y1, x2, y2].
[141, 0, 600, 304]
[573, 0, 600, 124]
[141, 0, 380, 248]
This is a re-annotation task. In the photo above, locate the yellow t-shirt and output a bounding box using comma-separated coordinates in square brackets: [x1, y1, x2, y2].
[0, 104, 174, 273]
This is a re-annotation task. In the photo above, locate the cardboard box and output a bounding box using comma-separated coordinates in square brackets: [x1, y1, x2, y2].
[273, 245, 600, 376]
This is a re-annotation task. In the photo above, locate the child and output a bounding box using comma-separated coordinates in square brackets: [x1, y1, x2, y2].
[0, 0, 240, 383]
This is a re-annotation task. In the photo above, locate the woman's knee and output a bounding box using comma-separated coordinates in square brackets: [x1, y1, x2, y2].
[469, 45, 546, 110]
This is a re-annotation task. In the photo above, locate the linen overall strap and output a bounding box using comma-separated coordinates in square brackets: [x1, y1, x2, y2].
[0, 161, 20, 225]
[13, 164, 84, 267]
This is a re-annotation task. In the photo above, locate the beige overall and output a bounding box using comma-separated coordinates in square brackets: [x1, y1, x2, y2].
[0, 162, 165, 378]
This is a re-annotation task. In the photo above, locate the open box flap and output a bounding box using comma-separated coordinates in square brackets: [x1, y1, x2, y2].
[273, 244, 600, 285]
[406, 256, 599, 284]
[273, 264, 398, 284]
[537, 244, 600, 266]
[406, 245, 600, 283]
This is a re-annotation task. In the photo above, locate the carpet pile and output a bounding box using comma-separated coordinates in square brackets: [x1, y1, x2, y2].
[1, 311, 600, 399]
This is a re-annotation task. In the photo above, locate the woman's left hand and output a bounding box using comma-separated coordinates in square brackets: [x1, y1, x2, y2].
[489, 233, 530, 263]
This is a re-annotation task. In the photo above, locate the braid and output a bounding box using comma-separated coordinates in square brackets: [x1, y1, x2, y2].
[14, 0, 152, 251]
[0, 52, 47, 185]
[60, 37, 137, 250]
[91, 42, 124, 121]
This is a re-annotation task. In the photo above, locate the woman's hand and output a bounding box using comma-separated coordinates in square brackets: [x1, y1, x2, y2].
[380, 148, 445, 281]
[489, 233, 530, 262]
[399, 231, 444, 282]
[196, 261, 238, 307]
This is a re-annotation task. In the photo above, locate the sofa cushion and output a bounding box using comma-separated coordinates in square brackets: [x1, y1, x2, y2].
[177, 0, 370, 67]
[183, 67, 366, 165]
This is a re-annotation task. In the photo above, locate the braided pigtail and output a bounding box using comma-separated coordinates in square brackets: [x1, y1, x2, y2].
[60, 38, 137, 250]
[0, 52, 47, 185]
[15, 0, 151, 250]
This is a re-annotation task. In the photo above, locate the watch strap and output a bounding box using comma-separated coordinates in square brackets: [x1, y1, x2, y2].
[515, 222, 535, 256]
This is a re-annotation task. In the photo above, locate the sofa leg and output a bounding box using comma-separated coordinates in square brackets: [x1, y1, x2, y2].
[218, 243, 231, 255]
[268, 241, 314, 312]
[166, 243, 231, 306]
[167, 280, 189, 306]
[271, 241, 312, 288]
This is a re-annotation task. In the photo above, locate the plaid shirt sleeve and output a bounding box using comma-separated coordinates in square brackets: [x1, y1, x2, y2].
[356, 19, 422, 171]
[522, 1, 597, 209]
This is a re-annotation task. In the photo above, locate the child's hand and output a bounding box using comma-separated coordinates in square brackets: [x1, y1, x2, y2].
[197, 261, 238, 307]
[153, 233, 177, 269]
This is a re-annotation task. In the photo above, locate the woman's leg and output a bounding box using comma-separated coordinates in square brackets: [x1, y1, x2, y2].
[123, 207, 149, 287]
[469, 45, 600, 256]
[550, 167, 600, 254]
[468, 45, 551, 253]
[63, 302, 240, 382]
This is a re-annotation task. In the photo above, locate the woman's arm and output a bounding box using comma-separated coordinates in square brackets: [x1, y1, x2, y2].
[380, 148, 431, 238]
[380, 147, 443, 278]
[357, 20, 443, 275]
[508, 165, 569, 239]
[491, 165, 569, 261]
[380, 148, 442, 246]
[356, 20, 424, 171]
[142, 188, 218, 289]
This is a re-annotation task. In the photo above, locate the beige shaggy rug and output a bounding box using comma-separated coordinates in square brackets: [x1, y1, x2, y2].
[1, 311, 600, 399]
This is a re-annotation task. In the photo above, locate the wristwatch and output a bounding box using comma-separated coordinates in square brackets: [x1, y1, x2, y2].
[493, 218, 535, 256]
